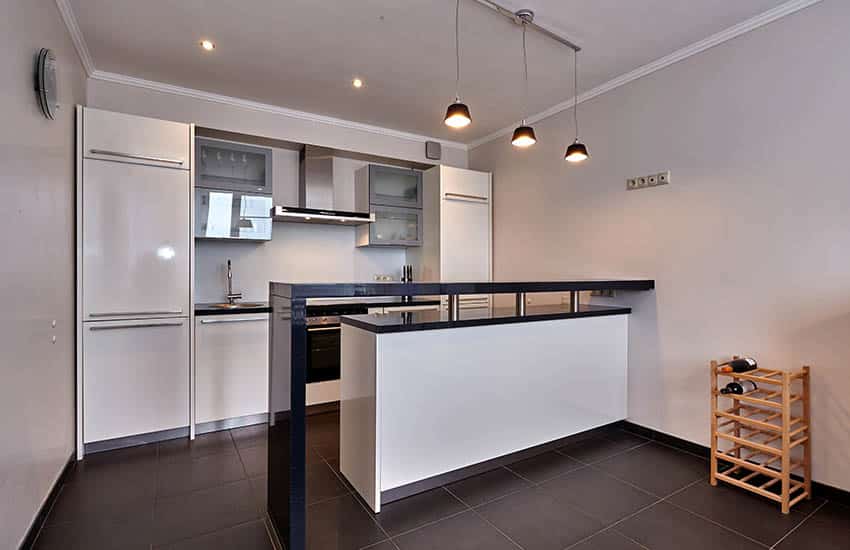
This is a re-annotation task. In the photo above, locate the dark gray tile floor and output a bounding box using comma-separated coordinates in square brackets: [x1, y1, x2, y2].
[31, 414, 849, 550]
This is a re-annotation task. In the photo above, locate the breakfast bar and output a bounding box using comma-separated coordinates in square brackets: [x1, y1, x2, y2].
[267, 279, 654, 549]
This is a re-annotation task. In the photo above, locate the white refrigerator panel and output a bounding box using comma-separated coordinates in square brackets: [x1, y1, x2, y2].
[82, 159, 190, 320]
[83, 318, 190, 442]
[439, 194, 491, 282]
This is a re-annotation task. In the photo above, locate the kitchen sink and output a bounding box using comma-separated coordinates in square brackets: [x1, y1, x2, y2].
[207, 302, 266, 309]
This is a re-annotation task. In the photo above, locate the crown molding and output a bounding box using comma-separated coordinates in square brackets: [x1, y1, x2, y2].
[88, 70, 468, 150]
[54, 0, 94, 76]
[468, 0, 824, 150]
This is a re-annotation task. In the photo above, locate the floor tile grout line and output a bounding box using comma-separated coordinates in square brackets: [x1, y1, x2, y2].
[386, 507, 473, 541]
[151, 517, 268, 549]
[768, 499, 828, 549]
[558, 440, 653, 467]
[442, 483, 527, 549]
[335, 460, 400, 550]
[562, 493, 665, 549]
[660, 497, 773, 549]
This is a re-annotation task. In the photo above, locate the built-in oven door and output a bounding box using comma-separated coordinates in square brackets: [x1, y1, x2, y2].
[306, 324, 341, 383]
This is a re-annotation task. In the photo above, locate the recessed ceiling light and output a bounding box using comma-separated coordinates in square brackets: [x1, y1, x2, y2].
[199, 39, 215, 51]
[352, 78, 364, 89]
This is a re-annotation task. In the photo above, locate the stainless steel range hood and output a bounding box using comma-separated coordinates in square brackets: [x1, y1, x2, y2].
[272, 146, 374, 226]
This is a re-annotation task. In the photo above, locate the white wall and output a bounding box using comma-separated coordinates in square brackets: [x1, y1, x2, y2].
[470, 0, 850, 491]
[0, 2, 87, 547]
[194, 148, 406, 302]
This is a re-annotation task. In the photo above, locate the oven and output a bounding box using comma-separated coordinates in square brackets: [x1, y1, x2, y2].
[305, 303, 370, 384]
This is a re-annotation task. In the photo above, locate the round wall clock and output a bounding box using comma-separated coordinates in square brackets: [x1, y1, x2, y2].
[35, 48, 58, 120]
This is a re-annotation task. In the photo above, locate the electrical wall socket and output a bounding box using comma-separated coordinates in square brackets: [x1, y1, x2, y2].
[626, 170, 671, 190]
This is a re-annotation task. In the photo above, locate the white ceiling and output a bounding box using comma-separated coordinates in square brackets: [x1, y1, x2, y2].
[69, 0, 792, 144]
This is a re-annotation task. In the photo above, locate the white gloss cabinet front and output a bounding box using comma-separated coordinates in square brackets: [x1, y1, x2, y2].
[82, 159, 190, 320]
[341, 314, 628, 512]
[194, 314, 269, 424]
[82, 318, 190, 443]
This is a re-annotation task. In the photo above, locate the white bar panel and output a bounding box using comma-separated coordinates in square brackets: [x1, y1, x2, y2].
[376, 315, 628, 491]
[340, 326, 381, 511]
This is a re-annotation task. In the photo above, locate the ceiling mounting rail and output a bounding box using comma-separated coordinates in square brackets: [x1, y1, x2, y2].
[472, 0, 581, 52]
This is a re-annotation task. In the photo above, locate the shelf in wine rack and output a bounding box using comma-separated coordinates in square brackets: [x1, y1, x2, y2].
[710, 361, 812, 514]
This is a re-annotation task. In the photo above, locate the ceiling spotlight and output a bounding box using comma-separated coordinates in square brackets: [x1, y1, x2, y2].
[199, 39, 215, 51]
[352, 78, 364, 89]
[444, 0, 471, 129]
[512, 13, 536, 148]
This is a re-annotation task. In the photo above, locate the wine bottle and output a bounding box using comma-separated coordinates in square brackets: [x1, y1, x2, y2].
[717, 357, 757, 373]
[720, 380, 758, 395]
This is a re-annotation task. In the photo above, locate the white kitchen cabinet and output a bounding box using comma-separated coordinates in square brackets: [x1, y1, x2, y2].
[195, 314, 269, 424]
[82, 318, 190, 443]
[82, 159, 190, 321]
[83, 107, 191, 170]
[409, 166, 492, 305]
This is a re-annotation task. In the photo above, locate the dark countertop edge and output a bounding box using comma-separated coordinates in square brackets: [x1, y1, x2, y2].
[195, 304, 271, 316]
[270, 280, 655, 299]
[305, 298, 441, 311]
[340, 305, 633, 334]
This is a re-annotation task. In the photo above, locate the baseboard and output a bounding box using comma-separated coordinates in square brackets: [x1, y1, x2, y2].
[196, 413, 268, 435]
[619, 420, 850, 507]
[18, 452, 75, 550]
[380, 421, 624, 505]
[84, 425, 190, 454]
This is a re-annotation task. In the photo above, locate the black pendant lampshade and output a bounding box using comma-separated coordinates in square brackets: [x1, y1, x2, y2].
[565, 140, 589, 162]
[511, 124, 537, 148]
[444, 101, 472, 128]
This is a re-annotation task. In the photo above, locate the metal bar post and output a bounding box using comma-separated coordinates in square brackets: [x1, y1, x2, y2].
[516, 292, 527, 316]
[448, 294, 460, 320]
[569, 291, 580, 313]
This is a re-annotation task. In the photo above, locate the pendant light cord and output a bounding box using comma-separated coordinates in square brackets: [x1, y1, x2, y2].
[455, 0, 461, 102]
[573, 49, 579, 139]
[522, 22, 529, 124]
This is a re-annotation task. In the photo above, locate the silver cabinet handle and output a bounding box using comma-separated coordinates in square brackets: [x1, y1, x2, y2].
[89, 309, 183, 318]
[444, 192, 488, 203]
[89, 321, 184, 331]
[199, 317, 267, 324]
[307, 326, 341, 332]
[89, 149, 185, 166]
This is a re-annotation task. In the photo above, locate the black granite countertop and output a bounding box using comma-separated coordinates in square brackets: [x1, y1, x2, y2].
[340, 303, 632, 333]
[270, 279, 655, 299]
[195, 302, 271, 316]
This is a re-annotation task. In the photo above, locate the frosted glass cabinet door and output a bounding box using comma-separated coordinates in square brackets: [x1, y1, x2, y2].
[370, 206, 422, 246]
[369, 165, 422, 208]
[82, 159, 190, 320]
[83, 318, 189, 443]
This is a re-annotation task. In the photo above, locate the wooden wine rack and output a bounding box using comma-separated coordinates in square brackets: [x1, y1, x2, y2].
[710, 361, 812, 514]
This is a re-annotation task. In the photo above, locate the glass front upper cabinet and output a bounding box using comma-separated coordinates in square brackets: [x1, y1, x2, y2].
[196, 138, 273, 195]
[368, 165, 422, 209]
[357, 206, 422, 247]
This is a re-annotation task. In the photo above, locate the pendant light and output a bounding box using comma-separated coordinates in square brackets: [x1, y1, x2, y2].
[444, 0, 471, 129]
[564, 48, 589, 162]
[512, 13, 536, 148]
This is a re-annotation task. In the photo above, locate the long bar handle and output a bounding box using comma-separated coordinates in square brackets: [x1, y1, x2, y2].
[89, 321, 184, 331]
[443, 192, 489, 203]
[307, 326, 341, 332]
[89, 309, 183, 318]
[89, 149, 185, 166]
[200, 317, 267, 324]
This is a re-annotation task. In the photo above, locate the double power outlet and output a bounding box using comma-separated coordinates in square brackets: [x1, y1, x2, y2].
[627, 170, 671, 190]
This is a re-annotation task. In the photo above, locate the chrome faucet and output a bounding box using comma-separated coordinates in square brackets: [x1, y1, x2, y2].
[226, 259, 243, 304]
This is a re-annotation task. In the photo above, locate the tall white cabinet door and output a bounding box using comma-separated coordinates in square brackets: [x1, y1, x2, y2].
[82, 159, 190, 320]
[83, 318, 189, 442]
[83, 108, 191, 170]
[195, 315, 269, 424]
[439, 168, 492, 282]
